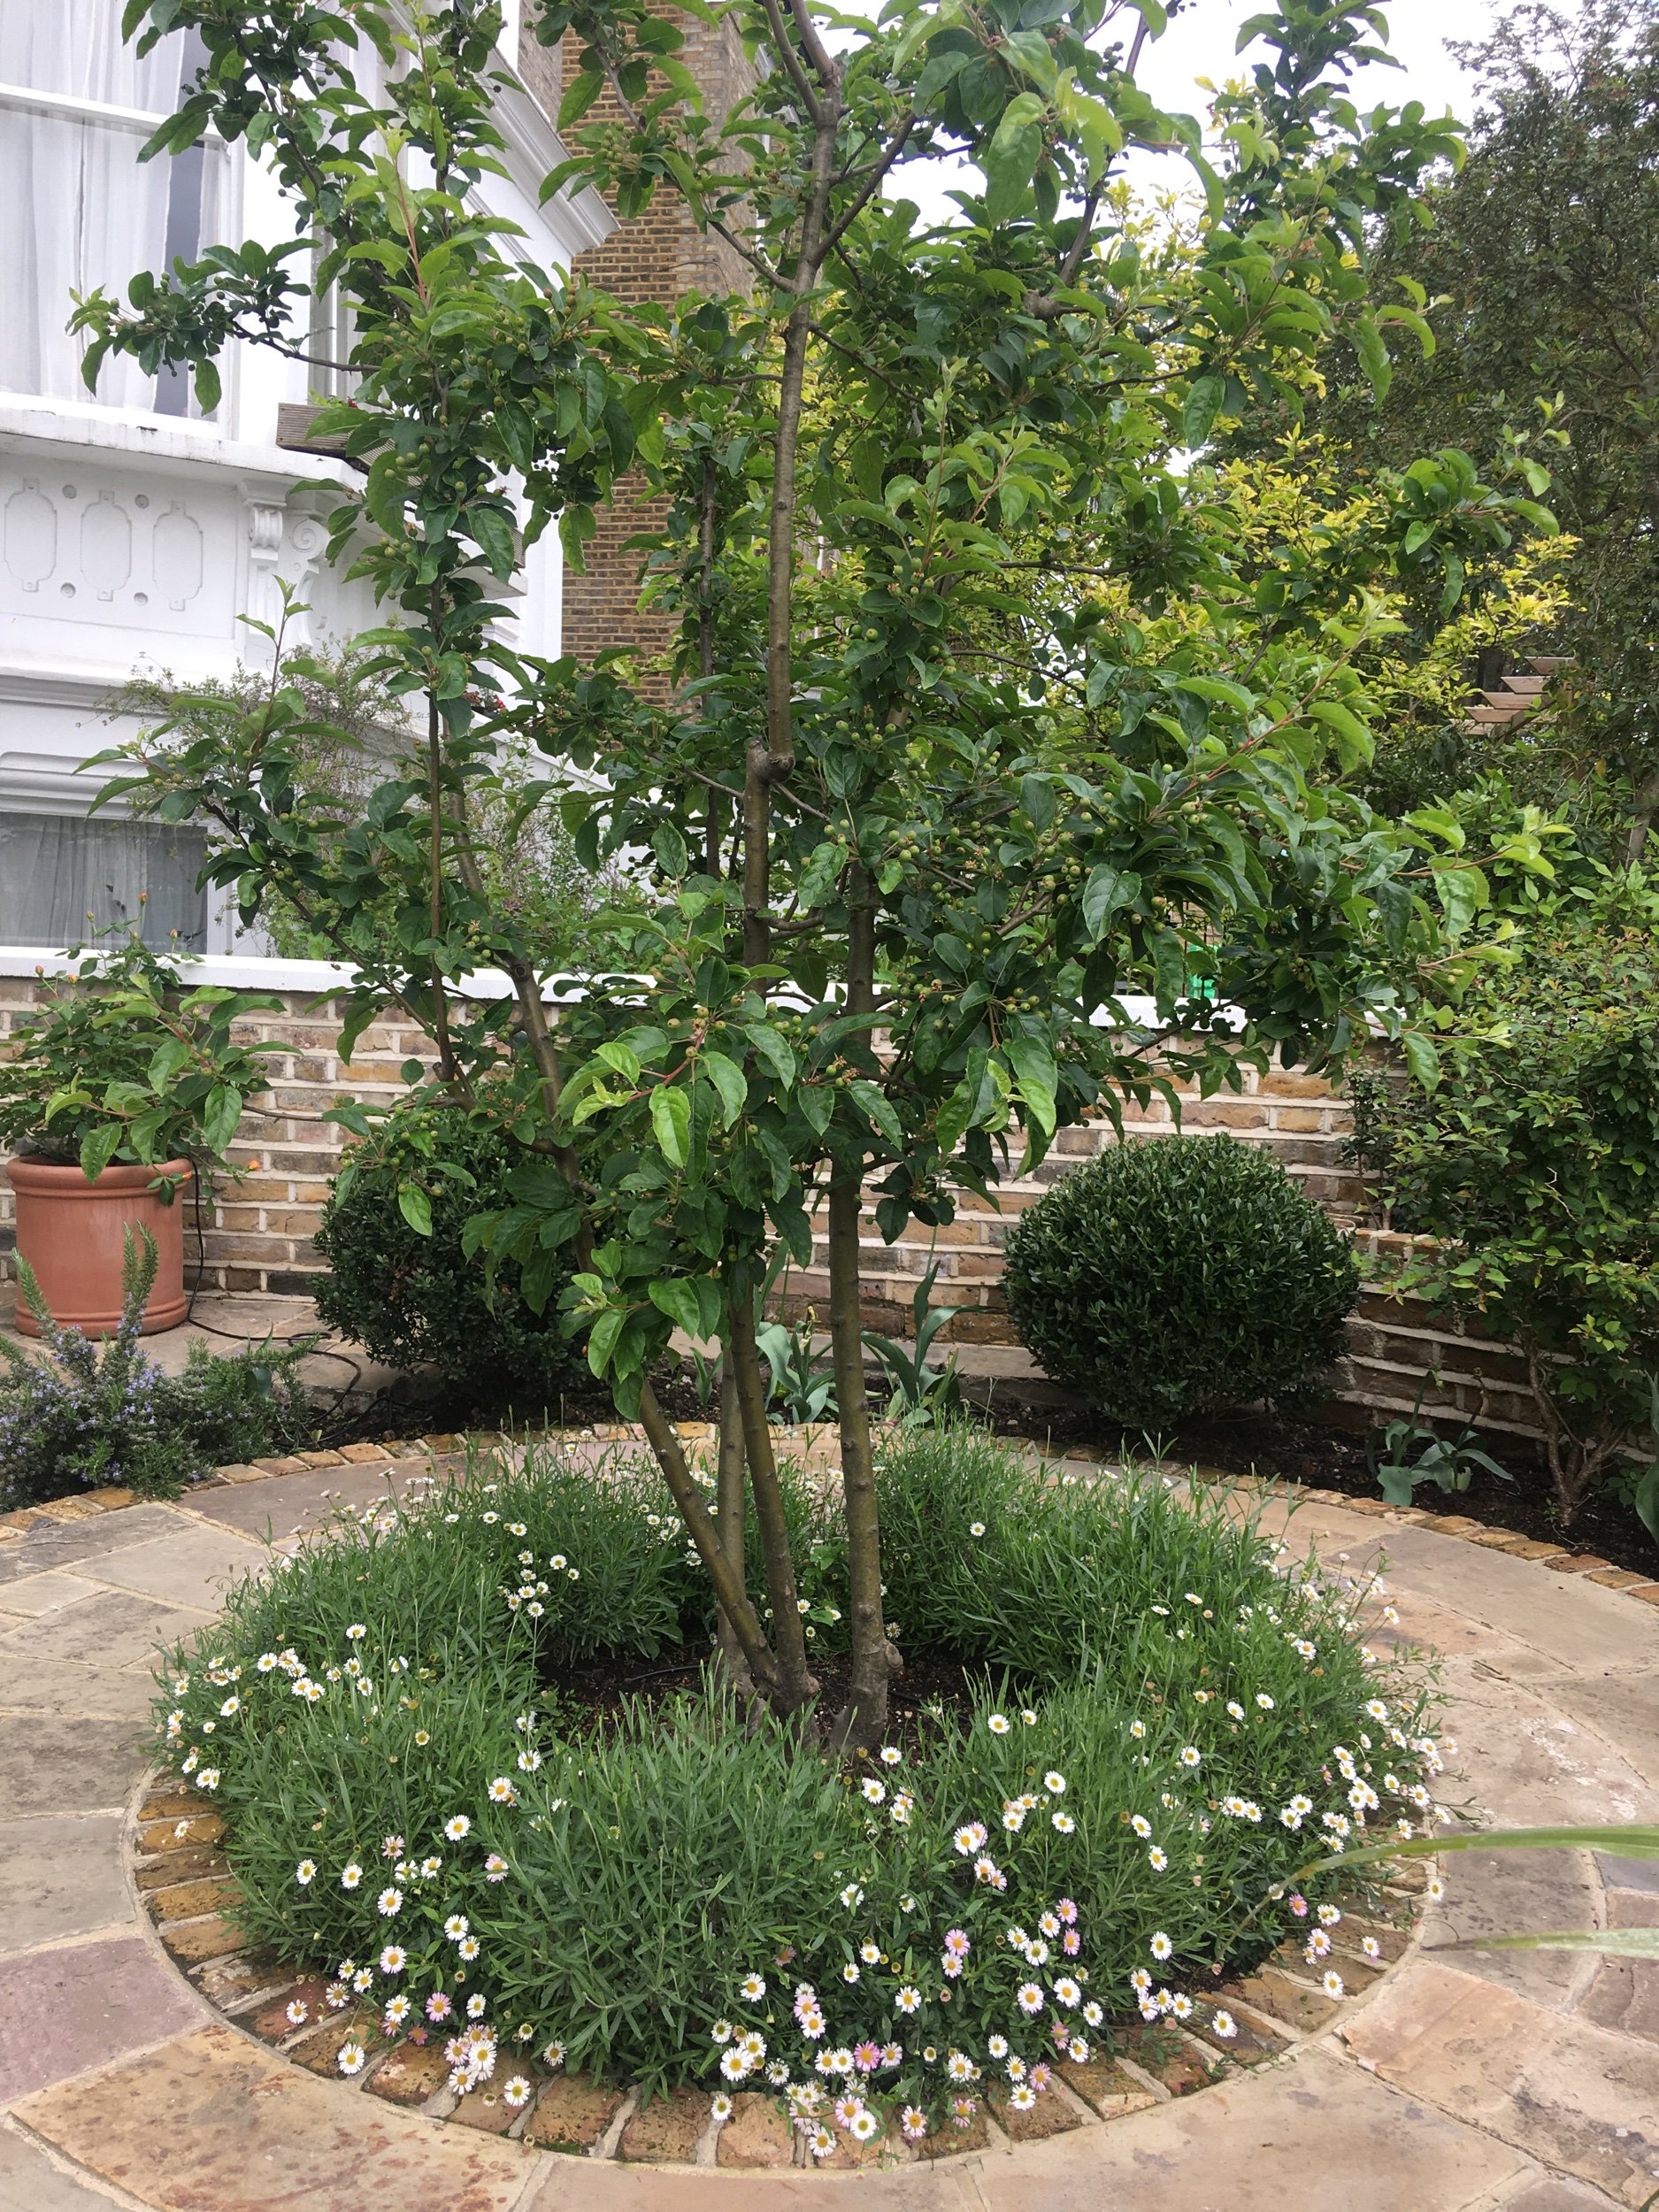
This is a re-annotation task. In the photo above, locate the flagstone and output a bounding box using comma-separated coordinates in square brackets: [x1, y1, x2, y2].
[0, 1591, 211, 1674]
[0, 1716, 150, 1816]
[0, 1937, 204, 2106]
[12, 2024, 534, 2211]
[85, 1528, 267, 1613]
[0, 1814, 131, 1954]
[1340, 1961, 1659, 2208]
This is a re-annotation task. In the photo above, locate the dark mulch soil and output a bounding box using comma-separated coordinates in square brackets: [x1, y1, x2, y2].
[973, 1387, 1657, 1579]
[545, 1640, 992, 1758]
[315, 1359, 1659, 1580]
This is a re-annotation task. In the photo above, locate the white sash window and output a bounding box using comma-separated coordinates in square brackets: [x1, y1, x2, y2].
[0, 1, 222, 417]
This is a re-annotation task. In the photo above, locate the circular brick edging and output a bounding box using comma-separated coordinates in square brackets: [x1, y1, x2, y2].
[85, 1420, 1470, 2176]
[127, 1760, 1432, 2171]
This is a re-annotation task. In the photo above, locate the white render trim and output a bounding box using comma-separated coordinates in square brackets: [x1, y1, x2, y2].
[0, 946, 1220, 1036]
[0, 403, 357, 488]
[0, 947, 600, 1000]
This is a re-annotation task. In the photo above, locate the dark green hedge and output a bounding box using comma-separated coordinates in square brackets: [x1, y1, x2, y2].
[1003, 1133, 1358, 1428]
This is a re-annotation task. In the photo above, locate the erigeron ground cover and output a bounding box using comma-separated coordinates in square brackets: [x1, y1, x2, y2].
[153, 1429, 1447, 2159]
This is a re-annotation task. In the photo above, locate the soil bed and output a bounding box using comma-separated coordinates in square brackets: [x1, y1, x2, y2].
[546, 1641, 995, 1758]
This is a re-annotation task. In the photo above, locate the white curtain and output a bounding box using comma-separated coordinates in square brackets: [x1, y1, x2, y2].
[0, 1, 219, 410]
[0, 813, 208, 949]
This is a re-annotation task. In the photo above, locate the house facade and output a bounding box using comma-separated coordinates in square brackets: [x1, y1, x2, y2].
[0, 0, 611, 959]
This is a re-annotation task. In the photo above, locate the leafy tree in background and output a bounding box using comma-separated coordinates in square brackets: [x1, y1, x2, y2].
[1291, 1, 1659, 847]
[78, 0, 1551, 1743]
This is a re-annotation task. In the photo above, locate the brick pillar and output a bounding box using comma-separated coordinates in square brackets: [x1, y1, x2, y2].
[517, 9, 756, 689]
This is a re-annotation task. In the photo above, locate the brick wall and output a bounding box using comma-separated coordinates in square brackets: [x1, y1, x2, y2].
[549, 8, 757, 689]
[0, 966, 1549, 1443]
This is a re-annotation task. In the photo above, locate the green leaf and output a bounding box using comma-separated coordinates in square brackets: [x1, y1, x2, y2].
[982, 91, 1047, 226]
[595, 1041, 641, 1085]
[470, 504, 517, 580]
[1149, 926, 1188, 1012]
[1434, 1928, 1659, 1960]
[772, 1194, 814, 1268]
[587, 1306, 625, 1378]
[649, 1084, 692, 1168]
[797, 841, 845, 909]
[1297, 1825, 1659, 1886]
[202, 1082, 242, 1157]
[79, 1123, 124, 1181]
[557, 68, 603, 128]
[796, 1082, 833, 1139]
[1002, 1036, 1057, 1138]
[1308, 698, 1376, 772]
[699, 1049, 748, 1130]
[396, 1182, 433, 1236]
[849, 1078, 903, 1151]
[1402, 1032, 1442, 1091]
[741, 1023, 795, 1087]
[193, 357, 221, 417]
[1019, 773, 1056, 831]
[148, 1038, 189, 1090]
[1082, 865, 1140, 933]
[1181, 373, 1225, 449]
[652, 820, 688, 879]
[649, 1278, 708, 1339]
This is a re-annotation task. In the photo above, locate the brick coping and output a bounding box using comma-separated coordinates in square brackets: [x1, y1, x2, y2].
[5, 1419, 1657, 1609]
[128, 1743, 1432, 2169]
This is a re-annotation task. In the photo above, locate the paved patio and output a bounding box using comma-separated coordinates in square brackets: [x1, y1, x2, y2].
[0, 1449, 1655, 2211]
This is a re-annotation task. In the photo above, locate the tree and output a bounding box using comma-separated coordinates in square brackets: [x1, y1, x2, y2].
[1291, 2, 1659, 849]
[81, 0, 1548, 1745]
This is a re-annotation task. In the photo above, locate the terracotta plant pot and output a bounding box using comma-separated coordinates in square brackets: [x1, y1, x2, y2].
[5, 1156, 193, 1338]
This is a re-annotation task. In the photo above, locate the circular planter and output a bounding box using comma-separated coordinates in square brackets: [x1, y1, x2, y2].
[6, 1156, 194, 1337]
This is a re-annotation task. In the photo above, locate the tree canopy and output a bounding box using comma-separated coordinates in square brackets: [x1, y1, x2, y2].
[77, 0, 1555, 1739]
[1284, 1, 1659, 845]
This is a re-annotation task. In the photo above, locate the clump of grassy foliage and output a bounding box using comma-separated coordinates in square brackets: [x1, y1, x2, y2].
[155, 1429, 1440, 2141]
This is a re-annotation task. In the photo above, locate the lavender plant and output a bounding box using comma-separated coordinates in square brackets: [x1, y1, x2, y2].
[0, 1232, 314, 1509]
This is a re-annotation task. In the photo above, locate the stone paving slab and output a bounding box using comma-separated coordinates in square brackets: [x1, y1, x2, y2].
[0, 1938, 205, 2107]
[11, 2024, 538, 2212]
[0, 1717, 151, 1817]
[1438, 1663, 1658, 1829]
[1341, 1960, 1659, 2208]
[1, 1460, 1656, 2212]
[1502, 2184, 1638, 2212]
[0, 1655, 165, 1725]
[83, 1528, 268, 1614]
[0, 1507, 198, 1588]
[185, 1460, 426, 1544]
[1548, 1671, 1659, 1789]
[0, 1815, 132, 1955]
[0, 1593, 212, 1674]
[0, 2122, 140, 2211]
[0, 1568, 110, 1616]
[1420, 1843, 1601, 2013]
[1361, 1528, 1659, 1675]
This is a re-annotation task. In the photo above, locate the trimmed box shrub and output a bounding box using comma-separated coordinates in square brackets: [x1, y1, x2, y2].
[1003, 1133, 1359, 1428]
[311, 1107, 584, 1407]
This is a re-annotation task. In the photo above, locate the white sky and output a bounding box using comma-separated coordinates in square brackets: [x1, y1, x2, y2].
[894, 0, 1505, 223]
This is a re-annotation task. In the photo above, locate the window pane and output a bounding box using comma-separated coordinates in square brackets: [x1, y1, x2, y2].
[0, 105, 222, 410]
[0, 4, 220, 411]
[0, 0, 196, 112]
[0, 813, 208, 950]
